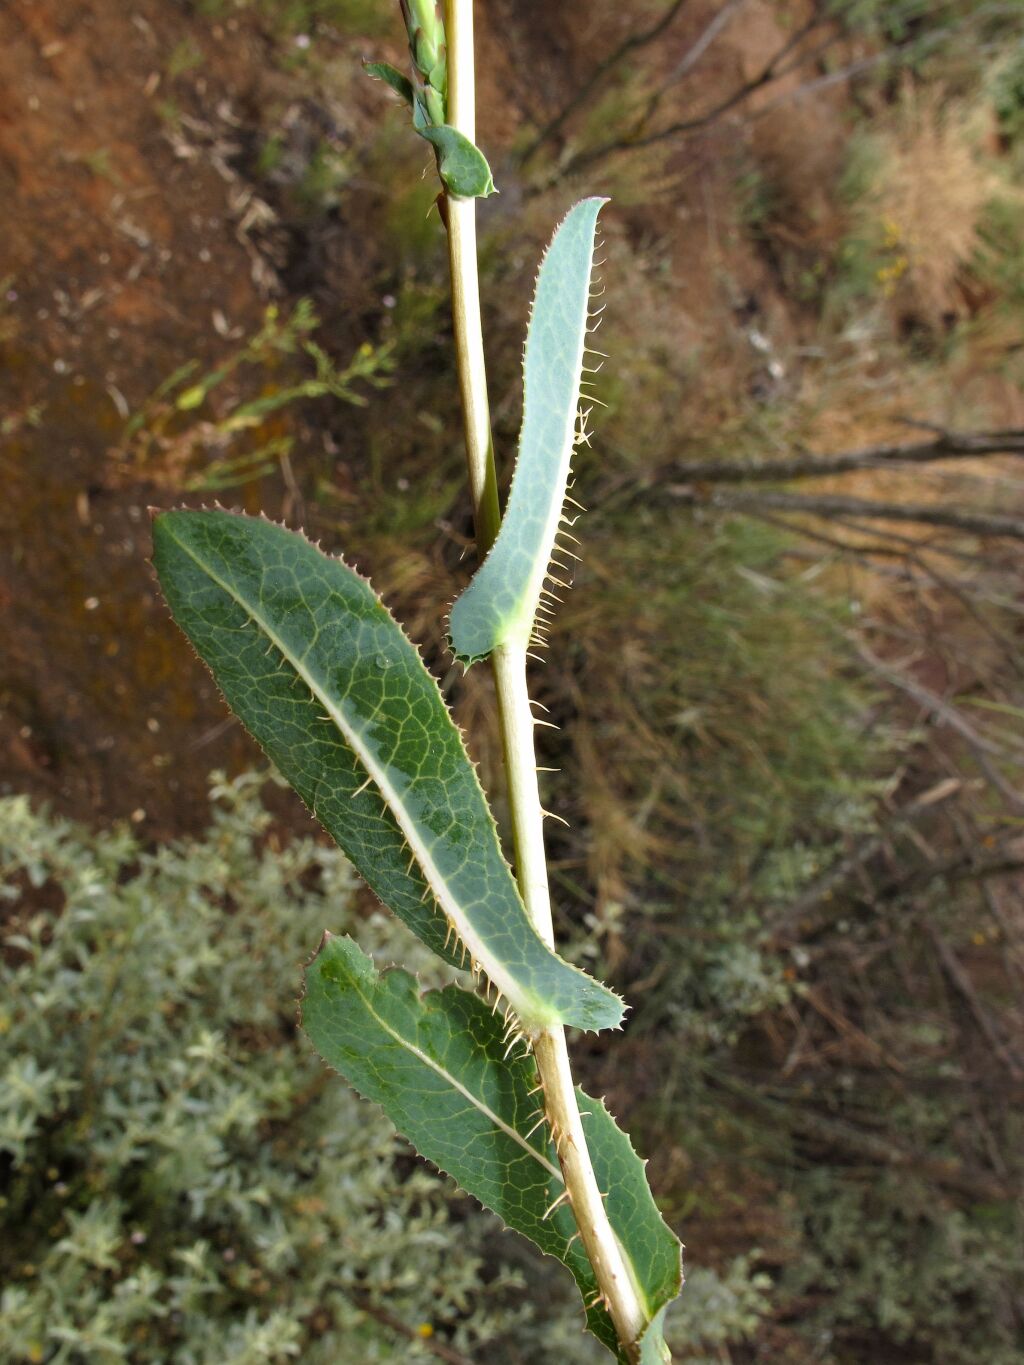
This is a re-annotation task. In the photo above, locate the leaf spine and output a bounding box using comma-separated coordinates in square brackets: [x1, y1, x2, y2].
[503, 1030, 527, 1059]
[525, 1112, 549, 1140]
[543, 1189, 572, 1220]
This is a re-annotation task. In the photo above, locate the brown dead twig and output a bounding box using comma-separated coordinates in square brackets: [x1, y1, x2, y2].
[649, 428, 1024, 546]
[571, 6, 827, 159]
[669, 485, 1024, 542]
[767, 777, 963, 946]
[922, 920, 1024, 1081]
[546, 3, 829, 181]
[773, 522, 1024, 677]
[350, 1295, 475, 1365]
[544, 3, 964, 183]
[705, 1066, 1015, 1203]
[671, 426, 1024, 908]
[853, 641, 1024, 813]
[660, 426, 1024, 484]
[616, 426, 1024, 549]
[518, 0, 692, 167]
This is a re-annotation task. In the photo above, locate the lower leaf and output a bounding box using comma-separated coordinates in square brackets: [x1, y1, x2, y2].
[302, 934, 682, 1361]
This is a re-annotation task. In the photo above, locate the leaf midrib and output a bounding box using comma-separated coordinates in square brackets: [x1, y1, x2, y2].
[164, 521, 530, 1015]
[340, 965, 563, 1183]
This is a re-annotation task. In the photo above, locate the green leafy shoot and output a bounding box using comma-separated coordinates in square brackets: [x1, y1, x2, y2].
[151, 508, 624, 1036]
[122, 302, 391, 493]
[363, 1, 496, 198]
[303, 934, 682, 1363]
[449, 198, 606, 665]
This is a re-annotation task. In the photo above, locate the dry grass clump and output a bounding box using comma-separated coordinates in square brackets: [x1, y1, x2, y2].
[869, 86, 1003, 326]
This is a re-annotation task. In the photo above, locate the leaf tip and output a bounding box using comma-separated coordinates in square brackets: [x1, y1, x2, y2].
[302, 930, 335, 982]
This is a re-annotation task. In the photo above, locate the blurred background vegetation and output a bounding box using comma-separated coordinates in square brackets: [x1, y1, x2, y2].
[1, 1, 1023, 1361]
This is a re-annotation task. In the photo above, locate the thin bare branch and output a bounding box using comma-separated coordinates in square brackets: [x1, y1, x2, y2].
[660, 428, 1024, 484]
[352, 1296, 476, 1365]
[553, 5, 973, 182]
[518, 0, 690, 167]
[631, 0, 751, 133]
[924, 919, 1024, 1082]
[667, 484, 1024, 543]
[558, 8, 828, 179]
[769, 779, 964, 944]
[705, 1066, 1015, 1203]
[854, 641, 1024, 812]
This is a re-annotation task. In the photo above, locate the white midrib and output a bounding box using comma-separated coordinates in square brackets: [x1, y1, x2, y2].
[349, 972, 562, 1183]
[168, 529, 537, 1022]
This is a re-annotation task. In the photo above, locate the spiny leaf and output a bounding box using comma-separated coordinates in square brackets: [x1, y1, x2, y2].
[303, 934, 682, 1362]
[449, 198, 606, 665]
[152, 508, 623, 1034]
[420, 124, 496, 198]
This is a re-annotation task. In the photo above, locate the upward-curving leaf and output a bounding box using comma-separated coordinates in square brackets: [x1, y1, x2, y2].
[152, 508, 623, 1034]
[303, 934, 682, 1363]
[449, 197, 606, 665]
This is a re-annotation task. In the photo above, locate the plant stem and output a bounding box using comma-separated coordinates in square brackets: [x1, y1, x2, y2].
[443, 0, 500, 552]
[491, 642, 555, 943]
[492, 641, 646, 1353]
[441, 4, 653, 1357]
[532, 1029, 647, 1350]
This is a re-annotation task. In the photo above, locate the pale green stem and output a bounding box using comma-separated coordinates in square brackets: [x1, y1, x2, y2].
[443, 0, 500, 551]
[492, 640, 647, 1356]
[442, 3, 651, 1356]
[490, 642, 554, 943]
[532, 1028, 648, 1353]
